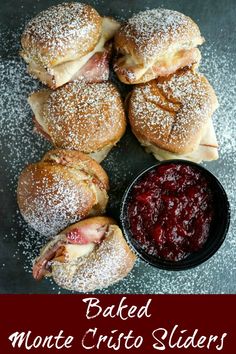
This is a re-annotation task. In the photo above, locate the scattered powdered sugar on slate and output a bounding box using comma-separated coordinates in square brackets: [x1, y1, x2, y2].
[201, 44, 236, 158]
[0, 27, 235, 293]
[16, 212, 46, 271]
[0, 56, 51, 285]
[0, 58, 50, 189]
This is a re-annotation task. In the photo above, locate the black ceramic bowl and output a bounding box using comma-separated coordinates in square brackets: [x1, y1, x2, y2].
[120, 160, 230, 270]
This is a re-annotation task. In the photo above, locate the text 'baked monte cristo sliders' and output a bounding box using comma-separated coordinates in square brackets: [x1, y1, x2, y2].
[129, 68, 219, 163]
[17, 150, 109, 236]
[28, 81, 126, 162]
[33, 216, 136, 292]
[20, 2, 120, 88]
[114, 9, 204, 84]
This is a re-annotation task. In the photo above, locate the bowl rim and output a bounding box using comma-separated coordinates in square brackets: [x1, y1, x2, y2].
[120, 159, 231, 271]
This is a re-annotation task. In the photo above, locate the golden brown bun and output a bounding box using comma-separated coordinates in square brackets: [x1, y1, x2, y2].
[28, 82, 126, 160]
[33, 216, 136, 292]
[114, 9, 204, 84]
[21, 3, 102, 68]
[17, 150, 109, 236]
[129, 68, 218, 155]
[23, 16, 120, 89]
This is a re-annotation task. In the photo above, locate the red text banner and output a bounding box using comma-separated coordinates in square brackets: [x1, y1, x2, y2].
[0, 295, 234, 353]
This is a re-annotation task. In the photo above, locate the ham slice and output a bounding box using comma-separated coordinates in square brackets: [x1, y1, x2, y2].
[33, 238, 95, 281]
[66, 223, 108, 245]
[33, 239, 66, 280]
[72, 45, 111, 82]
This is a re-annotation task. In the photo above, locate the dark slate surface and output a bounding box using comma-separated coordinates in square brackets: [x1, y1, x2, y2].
[0, 0, 235, 294]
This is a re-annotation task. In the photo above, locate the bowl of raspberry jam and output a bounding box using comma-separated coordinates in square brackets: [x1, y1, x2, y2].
[121, 160, 230, 270]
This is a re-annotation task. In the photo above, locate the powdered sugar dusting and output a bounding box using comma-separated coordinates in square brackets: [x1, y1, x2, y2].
[52, 226, 135, 292]
[18, 165, 92, 236]
[43, 81, 125, 152]
[21, 2, 101, 66]
[0, 16, 235, 293]
[130, 69, 216, 152]
[0, 58, 47, 188]
[118, 9, 201, 62]
[201, 44, 236, 158]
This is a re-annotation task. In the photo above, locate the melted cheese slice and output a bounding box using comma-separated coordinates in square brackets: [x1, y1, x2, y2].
[28, 17, 120, 88]
[28, 90, 50, 134]
[141, 120, 219, 163]
[89, 145, 113, 162]
[200, 119, 218, 147]
[116, 39, 201, 82]
[65, 243, 95, 261]
[89, 184, 108, 215]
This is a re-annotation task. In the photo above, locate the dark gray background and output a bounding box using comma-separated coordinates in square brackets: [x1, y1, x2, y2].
[0, 0, 235, 294]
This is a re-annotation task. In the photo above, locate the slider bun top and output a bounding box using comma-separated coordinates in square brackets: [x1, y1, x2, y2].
[129, 68, 218, 154]
[33, 216, 136, 292]
[29, 81, 126, 153]
[21, 2, 102, 68]
[17, 150, 109, 236]
[115, 8, 203, 65]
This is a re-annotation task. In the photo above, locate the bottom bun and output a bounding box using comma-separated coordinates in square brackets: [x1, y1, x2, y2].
[33, 216, 136, 292]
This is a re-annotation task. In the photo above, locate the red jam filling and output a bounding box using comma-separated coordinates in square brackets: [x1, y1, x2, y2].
[127, 164, 214, 261]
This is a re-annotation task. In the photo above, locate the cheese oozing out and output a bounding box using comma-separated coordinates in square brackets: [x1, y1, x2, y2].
[28, 17, 120, 87]
[89, 145, 113, 162]
[28, 89, 50, 134]
[115, 38, 202, 82]
[64, 242, 95, 261]
[89, 183, 108, 215]
[140, 120, 219, 163]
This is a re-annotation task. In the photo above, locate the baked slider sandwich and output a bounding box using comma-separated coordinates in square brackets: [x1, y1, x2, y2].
[33, 216, 136, 292]
[20, 2, 120, 88]
[114, 8, 204, 84]
[128, 68, 219, 163]
[28, 81, 126, 162]
[17, 150, 109, 236]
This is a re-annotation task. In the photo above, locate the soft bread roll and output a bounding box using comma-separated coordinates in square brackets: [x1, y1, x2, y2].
[129, 68, 219, 162]
[28, 82, 126, 162]
[17, 150, 109, 236]
[33, 217, 136, 292]
[20, 3, 120, 88]
[114, 9, 204, 84]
